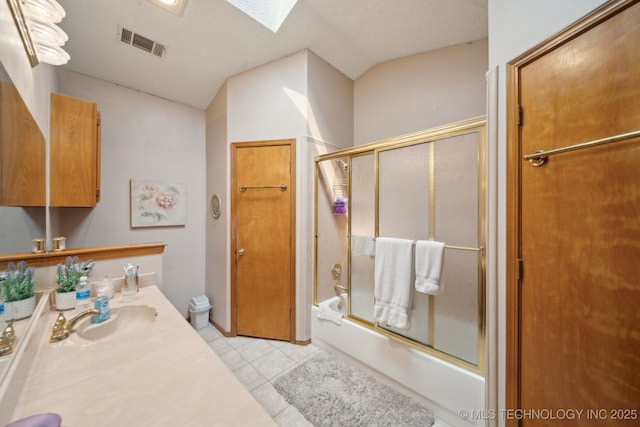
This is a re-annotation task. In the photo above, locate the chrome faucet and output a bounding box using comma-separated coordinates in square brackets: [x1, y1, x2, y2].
[0, 322, 16, 356]
[50, 309, 100, 342]
[333, 284, 347, 296]
[333, 285, 347, 310]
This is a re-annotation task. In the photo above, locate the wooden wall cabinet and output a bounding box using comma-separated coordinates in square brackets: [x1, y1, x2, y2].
[0, 81, 46, 206]
[50, 93, 101, 207]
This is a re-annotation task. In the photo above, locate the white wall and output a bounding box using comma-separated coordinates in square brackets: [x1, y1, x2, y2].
[300, 52, 354, 340]
[227, 51, 308, 143]
[306, 51, 354, 146]
[55, 69, 207, 317]
[354, 39, 488, 146]
[487, 1, 607, 424]
[205, 82, 229, 329]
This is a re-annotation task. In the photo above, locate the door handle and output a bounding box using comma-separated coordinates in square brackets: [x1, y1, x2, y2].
[236, 248, 245, 256]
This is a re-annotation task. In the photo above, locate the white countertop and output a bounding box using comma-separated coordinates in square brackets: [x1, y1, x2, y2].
[8, 286, 277, 426]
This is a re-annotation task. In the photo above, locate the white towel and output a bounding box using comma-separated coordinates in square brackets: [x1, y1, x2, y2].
[317, 299, 343, 325]
[374, 237, 414, 330]
[351, 235, 375, 258]
[414, 240, 445, 295]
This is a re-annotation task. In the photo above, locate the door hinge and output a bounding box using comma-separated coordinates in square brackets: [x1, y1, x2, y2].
[517, 105, 523, 126]
[517, 259, 523, 280]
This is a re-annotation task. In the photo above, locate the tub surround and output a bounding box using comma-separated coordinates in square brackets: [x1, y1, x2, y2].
[4, 285, 276, 426]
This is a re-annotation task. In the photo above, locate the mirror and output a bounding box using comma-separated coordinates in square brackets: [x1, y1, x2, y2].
[0, 62, 47, 254]
[0, 61, 48, 394]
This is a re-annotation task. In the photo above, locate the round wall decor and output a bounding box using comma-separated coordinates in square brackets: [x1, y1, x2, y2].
[210, 193, 221, 219]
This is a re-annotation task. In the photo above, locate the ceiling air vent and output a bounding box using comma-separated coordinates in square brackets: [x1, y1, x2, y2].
[118, 26, 166, 58]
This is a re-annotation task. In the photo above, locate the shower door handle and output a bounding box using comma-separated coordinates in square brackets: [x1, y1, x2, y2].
[236, 248, 245, 256]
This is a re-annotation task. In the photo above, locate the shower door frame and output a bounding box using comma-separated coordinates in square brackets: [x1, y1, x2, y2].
[314, 116, 487, 373]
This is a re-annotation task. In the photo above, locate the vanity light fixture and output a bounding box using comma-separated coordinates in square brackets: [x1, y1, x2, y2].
[6, 0, 70, 67]
[147, 0, 188, 16]
[6, 0, 38, 66]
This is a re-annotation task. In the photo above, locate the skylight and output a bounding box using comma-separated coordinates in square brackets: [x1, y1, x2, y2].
[227, 0, 299, 33]
[147, 0, 188, 17]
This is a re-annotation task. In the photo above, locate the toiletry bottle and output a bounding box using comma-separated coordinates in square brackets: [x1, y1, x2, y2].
[93, 282, 111, 323]
[76, 275, 91, 313]
[101, 275, 114, 300]
[122, 263, 138, 303]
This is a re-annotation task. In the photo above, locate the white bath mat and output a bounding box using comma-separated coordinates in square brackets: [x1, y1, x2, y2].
[273, 350, 435, 426]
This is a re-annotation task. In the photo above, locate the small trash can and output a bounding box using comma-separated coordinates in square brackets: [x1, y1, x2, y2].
[189, 295, 211, 330]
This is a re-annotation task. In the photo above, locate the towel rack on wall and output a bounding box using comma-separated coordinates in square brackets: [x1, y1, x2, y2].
[239, 184, 287, 192]
[523, 129, 640, 167]
[416, 242, 481, 252]
[362, 237, 482, 253]
[445, 244, 482, 252]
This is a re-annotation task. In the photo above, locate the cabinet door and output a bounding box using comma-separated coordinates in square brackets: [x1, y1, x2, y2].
[0, 81, 46, 206]
[50, 93, 100, 207]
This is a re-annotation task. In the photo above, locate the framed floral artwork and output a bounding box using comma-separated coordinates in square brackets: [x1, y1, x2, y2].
[130, 180, 186, 227]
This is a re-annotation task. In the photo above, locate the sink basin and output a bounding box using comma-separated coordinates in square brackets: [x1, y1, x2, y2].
[74, 304, 158, 341]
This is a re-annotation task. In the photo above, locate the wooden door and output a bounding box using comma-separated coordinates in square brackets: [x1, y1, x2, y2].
[507, 1, 640, 425]
[231, 140, 295, 341]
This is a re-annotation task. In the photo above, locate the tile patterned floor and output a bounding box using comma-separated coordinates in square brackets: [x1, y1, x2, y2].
[197, 324, 317, 426]
[196, 324, 451, 427]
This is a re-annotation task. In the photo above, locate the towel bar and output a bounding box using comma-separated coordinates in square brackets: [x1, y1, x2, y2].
[444, 244, 482, 252]
[523, 129, 640, 166]
[348, 236, 482, 253]
[239, 184, 287, 192]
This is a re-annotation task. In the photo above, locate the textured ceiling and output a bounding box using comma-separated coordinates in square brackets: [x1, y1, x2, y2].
[56, 0, 488, 109]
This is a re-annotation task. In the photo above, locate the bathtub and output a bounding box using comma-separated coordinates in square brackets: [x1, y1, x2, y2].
[312, 295, 486, 427]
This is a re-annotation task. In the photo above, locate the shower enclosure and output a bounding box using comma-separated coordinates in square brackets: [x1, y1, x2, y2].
[314, 117, 486, 372]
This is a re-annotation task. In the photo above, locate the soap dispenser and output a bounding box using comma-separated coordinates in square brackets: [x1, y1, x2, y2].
[93, 281, 111, 323]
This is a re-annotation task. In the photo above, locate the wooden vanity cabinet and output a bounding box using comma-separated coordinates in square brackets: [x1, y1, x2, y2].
[0, 81, 46, 206]
[50, 93, 101, 207]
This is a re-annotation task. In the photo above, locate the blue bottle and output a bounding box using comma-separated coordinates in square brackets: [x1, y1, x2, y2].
[93, 281, 111, 323]
[76, 276, 91, 313]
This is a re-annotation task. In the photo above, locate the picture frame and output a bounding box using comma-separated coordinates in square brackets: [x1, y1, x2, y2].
[130, 180, 186, 227]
